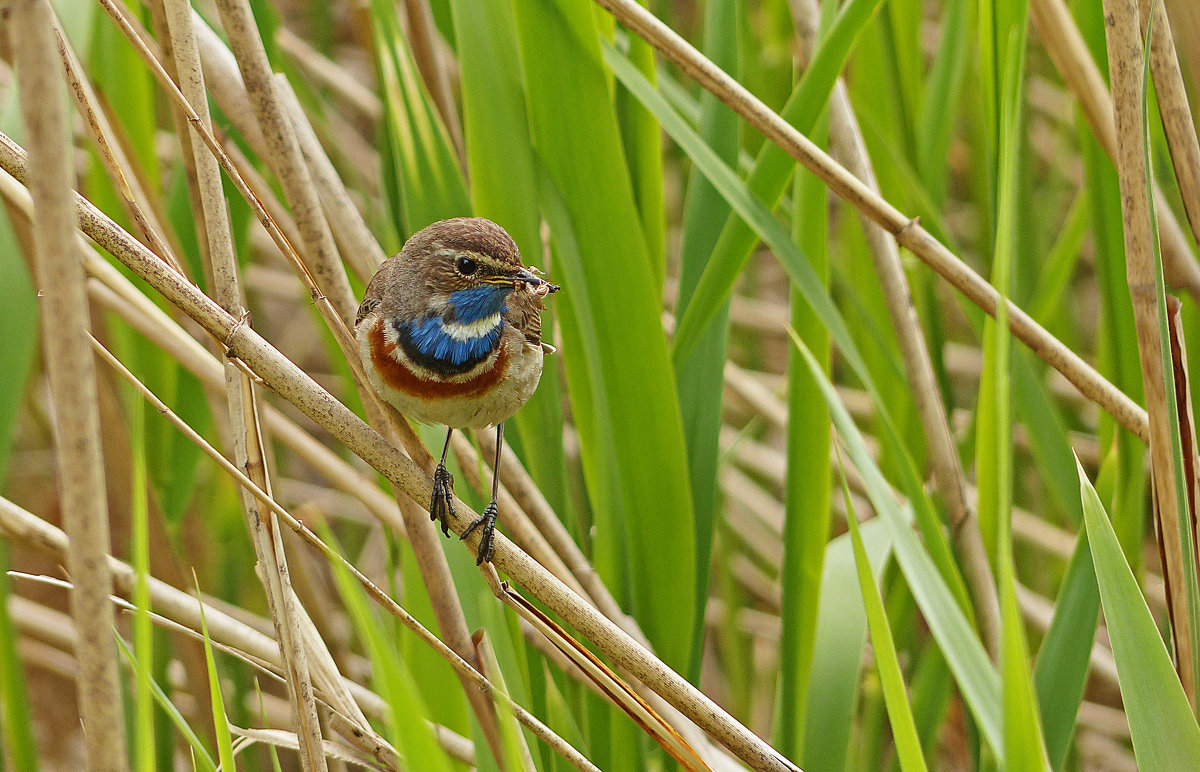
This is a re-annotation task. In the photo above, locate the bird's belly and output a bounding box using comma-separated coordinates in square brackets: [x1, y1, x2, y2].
[359, 318, 543, 429]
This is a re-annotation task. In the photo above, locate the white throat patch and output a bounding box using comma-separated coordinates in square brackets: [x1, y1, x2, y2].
[442, 314, 502, 341]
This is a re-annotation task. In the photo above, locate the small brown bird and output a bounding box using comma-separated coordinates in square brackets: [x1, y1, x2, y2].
[354, 218, 559, 563]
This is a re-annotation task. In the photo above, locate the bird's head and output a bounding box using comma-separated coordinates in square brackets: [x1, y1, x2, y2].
[400, 218, 559, 324]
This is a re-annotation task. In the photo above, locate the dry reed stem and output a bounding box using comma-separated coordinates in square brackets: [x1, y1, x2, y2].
[1141, 0, 1200, 251]
[0, 146, 627, 768]
[50, 17, 182, 276]
[400, 0, 464, 161]
[476, 430, 652, 647]
[276, 77, 385, 282]
[593, 0, 1151, 446]
[212, 0, 357, 326]
[162, 1, 328, 762]
[1031, 0, 1200, 301]
[1101, 0, 1196, 703]
[275, 27, 382, 122]
[0, 145, 798, 771]
[7, 1, 129, 767]
[789, 0, 1000, 656]
[87, 338, 600, 772]
[0, 504, 451, 771]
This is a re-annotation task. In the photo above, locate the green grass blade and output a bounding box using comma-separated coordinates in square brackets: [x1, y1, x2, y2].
[616, 32, 665, 284]
[671, 0, 886, 361]
[116, 635, 216, 772]
[129, 403, 154, 771]
[0, 209, 37, 484]
[673, 0, 740, 683]
[777, 129, 831, 756]
[790, 332, 1004, 761]
[837, 458, 927, 772]
[0, 543, 37, 771]
[1078, 461, 1200, 766]
[448, 0, 570, 515]
[916, 0, 971, 205]
[512, 0, 696, 671]
[194, 578, 237, 772]
[611, 43, 968, 613]
[1033, 534, 1099, 770]
[800, 519, 891, 771]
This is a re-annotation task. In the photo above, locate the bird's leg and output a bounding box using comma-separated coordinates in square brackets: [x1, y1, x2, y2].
[462, 423, 503, 564]
[430, 426, 455, 537]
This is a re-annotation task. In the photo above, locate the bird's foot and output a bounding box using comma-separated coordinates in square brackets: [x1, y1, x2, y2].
[461, 500, 498, 565]
[430, 463, 455, 537]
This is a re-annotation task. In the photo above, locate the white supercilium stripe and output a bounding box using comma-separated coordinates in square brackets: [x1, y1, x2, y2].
[442, 314, 502, 341]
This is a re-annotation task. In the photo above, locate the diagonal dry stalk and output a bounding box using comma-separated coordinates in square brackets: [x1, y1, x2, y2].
[87, 337, 601, 772]
[1101, 0, 1196, 703]
[0, 133, 801, 771]
[592, 0, 1150, 447]
[6, 1, 129, 768]
[788, 0, 1000, 657]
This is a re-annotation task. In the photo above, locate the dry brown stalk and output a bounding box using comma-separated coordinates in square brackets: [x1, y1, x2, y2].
[1031, 0, 1200, 300]
[592, 0, 1150, 446]
[50, 17, 183, 276]
[276, 77, 385, 282]
[7, 1, 129, 767]
[211, 0, 357, 327]
[1101, 0, 1196, 703]
[1140, 0, 1200, 251]
[0, 498, 466, 769]
[275, 27, 382, 122]
[400, 0, 465, 161]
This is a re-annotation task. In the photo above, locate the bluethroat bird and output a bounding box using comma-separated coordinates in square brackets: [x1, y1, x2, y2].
[354, 218, 559, 564]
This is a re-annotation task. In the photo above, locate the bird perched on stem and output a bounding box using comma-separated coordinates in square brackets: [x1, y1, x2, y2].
[355, 218, 559, 564]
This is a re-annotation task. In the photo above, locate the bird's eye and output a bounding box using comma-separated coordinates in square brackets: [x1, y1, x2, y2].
[456, 257, 478, 275]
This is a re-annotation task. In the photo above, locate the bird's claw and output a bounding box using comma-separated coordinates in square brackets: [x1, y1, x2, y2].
[461, 501, 498, 565]
[430, 463, 455, 537]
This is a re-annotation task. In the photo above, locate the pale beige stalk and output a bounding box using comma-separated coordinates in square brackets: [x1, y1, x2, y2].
[401, 0, 465, 160]
[212, 0, 357, 326]
[592, 0, 1150, 445]
[1140, 0, 1200, 252]
[0, 497, 458, 767]
[1031, 0, 1200, 299]
[8, 1, 128, 767]
[276, 77, 385, 282]
[1102, 0, 1195, 703]
[162, 0, 328, 763]
[50, 17, 182, 276]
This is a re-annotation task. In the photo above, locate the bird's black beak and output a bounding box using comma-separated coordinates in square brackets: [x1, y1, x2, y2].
[508, 269, 561, 294]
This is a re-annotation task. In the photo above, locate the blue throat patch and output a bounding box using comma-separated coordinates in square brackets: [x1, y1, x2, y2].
[394, 284, 512, 375]
[448, 284, 510, 323]
[401, 316, 504, 367]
